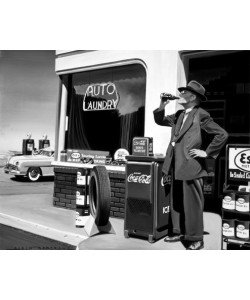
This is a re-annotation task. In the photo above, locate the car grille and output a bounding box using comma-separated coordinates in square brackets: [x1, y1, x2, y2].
[5, 163, 18, 171]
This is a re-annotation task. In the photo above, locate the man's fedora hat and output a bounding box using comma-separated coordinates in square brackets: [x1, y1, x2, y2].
[178, 80, 207, 101]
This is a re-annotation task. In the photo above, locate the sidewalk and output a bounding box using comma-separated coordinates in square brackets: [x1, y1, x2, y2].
[0, 193, 222, 250]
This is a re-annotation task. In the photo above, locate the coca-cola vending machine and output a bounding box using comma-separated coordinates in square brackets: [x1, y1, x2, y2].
[124, 156, 170, 243]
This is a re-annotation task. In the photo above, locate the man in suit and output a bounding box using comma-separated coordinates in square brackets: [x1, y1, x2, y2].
[153, 80, 228, 250]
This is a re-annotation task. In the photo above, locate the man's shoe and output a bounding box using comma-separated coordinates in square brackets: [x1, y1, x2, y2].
[164, 235, 183, 243]
[186, 240, 204, 250]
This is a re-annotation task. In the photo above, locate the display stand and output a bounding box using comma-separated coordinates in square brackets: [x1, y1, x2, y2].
[84, 215, 115, 237]
[222, 207, 250, 250]
[75, 168, 90, 228]
[221, 144, 250, 250]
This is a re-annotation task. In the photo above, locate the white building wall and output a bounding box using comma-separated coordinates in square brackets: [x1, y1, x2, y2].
[55, 50, 187, 156]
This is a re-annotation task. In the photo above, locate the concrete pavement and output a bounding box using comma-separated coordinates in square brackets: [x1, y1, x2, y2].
[0, 192, 222, 250]
[77, 212, 222, 250]
[0, 193, 88, 247]
[0, 167, 54, 195]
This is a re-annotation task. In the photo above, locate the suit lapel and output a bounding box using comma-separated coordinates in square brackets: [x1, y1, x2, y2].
[176, 108, 198, 142]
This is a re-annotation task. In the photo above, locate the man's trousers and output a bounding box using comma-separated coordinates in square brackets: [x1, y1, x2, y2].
[170, 177, 205, 241]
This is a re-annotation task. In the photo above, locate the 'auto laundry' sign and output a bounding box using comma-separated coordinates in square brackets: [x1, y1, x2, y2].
[83, 82, 119, 111]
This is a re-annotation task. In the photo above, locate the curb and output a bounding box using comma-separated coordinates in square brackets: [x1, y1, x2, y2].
[0, 212, 88, 247]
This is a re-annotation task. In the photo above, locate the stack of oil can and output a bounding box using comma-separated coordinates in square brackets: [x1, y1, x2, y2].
[75, 168, 90, 227]
[222, 191, 250, 241]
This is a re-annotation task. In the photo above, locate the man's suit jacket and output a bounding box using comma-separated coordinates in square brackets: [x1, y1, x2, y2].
[153, 106, 228, 180]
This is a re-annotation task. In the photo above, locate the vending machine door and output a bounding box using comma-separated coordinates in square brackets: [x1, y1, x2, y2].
[125, 156, 170, 242]
[125, 162, 154, 235]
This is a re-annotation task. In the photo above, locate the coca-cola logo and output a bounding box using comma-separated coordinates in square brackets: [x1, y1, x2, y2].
[133, 140, 146, 146]
[161, 175, 171, 186]
[127, 172, 151, 184]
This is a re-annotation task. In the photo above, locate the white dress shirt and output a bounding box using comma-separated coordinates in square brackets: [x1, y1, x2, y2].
[180, 107, 194, 131]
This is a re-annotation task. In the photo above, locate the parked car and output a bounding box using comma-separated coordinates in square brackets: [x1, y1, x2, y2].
[4, 147, 54, 182]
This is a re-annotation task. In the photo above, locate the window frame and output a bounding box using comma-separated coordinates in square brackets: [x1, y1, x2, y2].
[62, 60, 148, 156]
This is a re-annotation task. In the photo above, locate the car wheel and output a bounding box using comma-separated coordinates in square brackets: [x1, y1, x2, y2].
[89, 166, 111, 226]
[27, 167, 41, 182]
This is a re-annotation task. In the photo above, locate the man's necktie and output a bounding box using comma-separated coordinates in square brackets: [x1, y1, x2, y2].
[174, 111, 185, 137]
[171, 111, 185, 146]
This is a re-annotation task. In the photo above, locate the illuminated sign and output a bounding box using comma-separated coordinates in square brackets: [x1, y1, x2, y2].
[83, 82, 119, 111]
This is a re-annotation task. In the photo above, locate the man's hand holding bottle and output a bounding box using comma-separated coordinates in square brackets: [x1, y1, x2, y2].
[159, 93, 179, 109]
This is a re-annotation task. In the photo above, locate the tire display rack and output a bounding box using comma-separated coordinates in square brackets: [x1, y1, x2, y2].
[75, 165, 112, 231]
[75, 168, 90, 228]
[222, 192, 250, 250]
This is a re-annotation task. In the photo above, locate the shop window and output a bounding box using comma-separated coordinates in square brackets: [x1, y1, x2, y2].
[65, 64, 146, 156]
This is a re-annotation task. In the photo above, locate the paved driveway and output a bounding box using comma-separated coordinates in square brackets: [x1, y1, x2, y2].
[0, 167, 54, 195]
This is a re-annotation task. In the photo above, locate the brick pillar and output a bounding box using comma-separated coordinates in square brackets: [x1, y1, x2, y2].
[53, 167, 77, 209]
[109, 172, 126, 219]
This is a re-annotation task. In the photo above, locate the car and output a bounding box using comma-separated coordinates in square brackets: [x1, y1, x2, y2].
[4, 147, 54, 182]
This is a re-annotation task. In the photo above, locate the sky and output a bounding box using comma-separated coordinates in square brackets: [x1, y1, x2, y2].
[0, 50, 58, 153]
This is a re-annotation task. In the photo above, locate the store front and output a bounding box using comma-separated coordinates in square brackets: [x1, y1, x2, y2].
[181, 50, 250, 211]
[53, 51, 180, 216]
[52, 50, 250, 216]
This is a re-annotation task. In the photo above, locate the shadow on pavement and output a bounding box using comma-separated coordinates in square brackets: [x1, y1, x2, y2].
[0, 224, 75, 250]
[10, 176, 54, 182]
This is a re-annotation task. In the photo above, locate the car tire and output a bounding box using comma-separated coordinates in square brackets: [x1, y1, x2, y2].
[89, 166, 111, 226]
[27, 167, 41, 182]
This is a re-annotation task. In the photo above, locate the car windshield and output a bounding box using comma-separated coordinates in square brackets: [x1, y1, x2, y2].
[37, 150, 54, 157]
